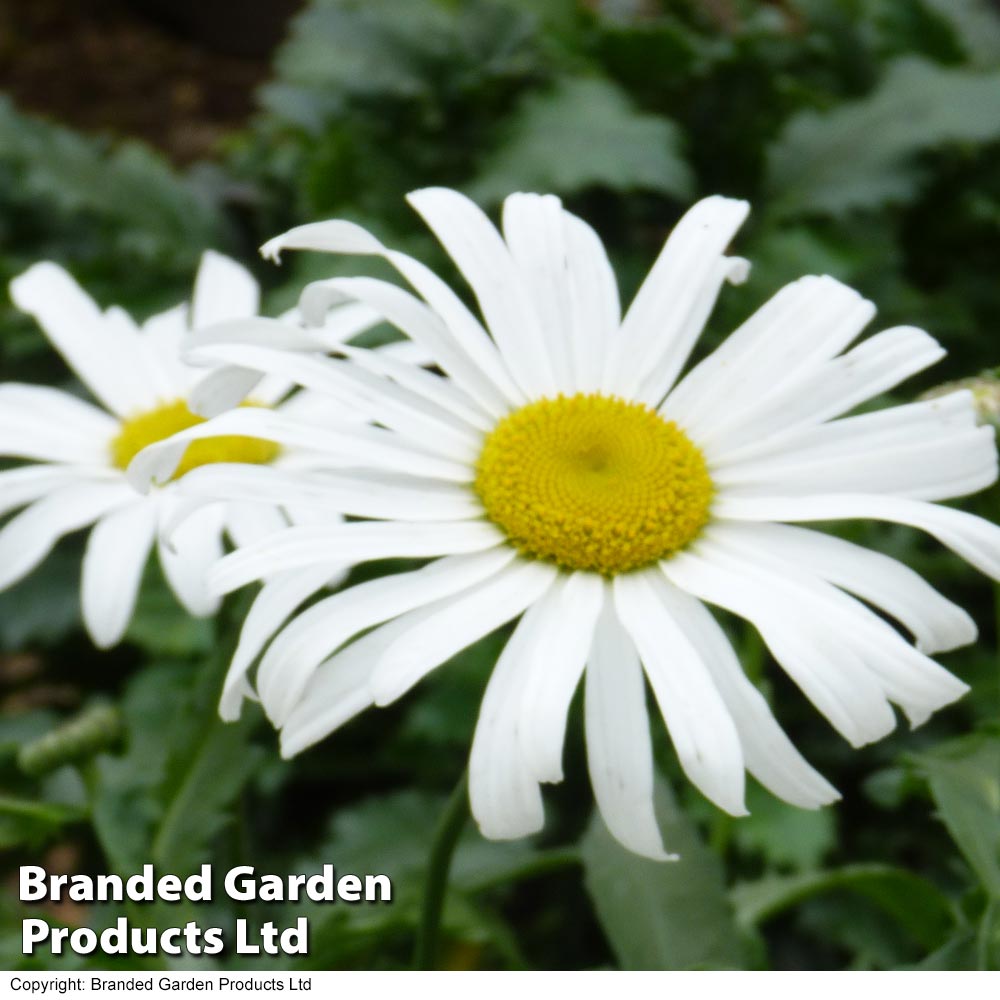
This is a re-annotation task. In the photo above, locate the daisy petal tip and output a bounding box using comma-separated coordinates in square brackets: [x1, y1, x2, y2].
[218, 683, 246, 725]
[712, 784, 749, 819]
[8, 261, 72, 309]
[84, 620, 123, 653]
[405, 185, 452, 205]
[827, 790, 844, 806]
[369, 683, 400, 710]
[218, 704, 242, 725]
[609, 827, 676, 862]
[277, 733, 303, 760]
[695, 194, 751, 227]
[123, 466, 153, 496]
[259, 237, 285, 264]
[641, 844, 678, 863]
[475, 814, 545, 842]
[726, 256, 751, 286]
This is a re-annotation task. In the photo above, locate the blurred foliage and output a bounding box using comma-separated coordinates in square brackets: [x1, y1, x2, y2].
[2, 0, 1000, 972]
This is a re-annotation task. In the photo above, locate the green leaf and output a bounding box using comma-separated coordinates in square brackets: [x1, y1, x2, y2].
[0, 547, 82, 650]
[150, 711, 264, 876]
[91, 661, 263, 878]
[580, 777, 743, 970]
[305, 788, 546, 913]
[0, 98, 226, 270]
[262, 0, 542, 131]
[979, 899, 1000, 970]
[124, 566, 214, 658]
[766, 58, 1000, 217]
[912, 926, 979, 970]
[922, 0, 1000, 69]
[731, 864, 954, 951]
[283, 788, 547, 968]
[912, 733, 1000, 898]
[731, 782, 836, 871]
[467, 77, 694, 204]
[0, 795, 85, 850]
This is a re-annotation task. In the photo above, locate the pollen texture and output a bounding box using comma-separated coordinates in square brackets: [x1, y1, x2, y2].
[111, 400, 279, 480]
[474, 394, 713, 575]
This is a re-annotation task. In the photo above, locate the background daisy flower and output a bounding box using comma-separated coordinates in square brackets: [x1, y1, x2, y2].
[129, 189, 1000, 860]
[1, 251, 378, 650]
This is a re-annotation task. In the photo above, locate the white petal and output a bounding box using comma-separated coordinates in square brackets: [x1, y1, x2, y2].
[175, 463, 482, 522]
[662, 547, 899, 747]
[179, 341, 482, 460]
[219, 564, 339, 722]
[257, 548, 517, 725]
[125, 408, 472, 491]
[278, 614, 418, 758]
[563, 212, 620, 394]
[261, 217, 390, 259]
[0, 464, 117, 519]
[191, 250, 260, 328]
[713, 423, 996, 502]
[270, 387, 359, 426]
[709, 388, 978, 469]
[104, 305, 182, 403]
[186, 316, 335, 357]
[517, 571, 604, 783]
[0, 480, 135, 590]
[613, 570, 747, 816]
[157, 499, 225, 617]
[9, 263, 151, 417]
[501, 193, 576, 393]
[262, 218, 523, 413]
[0, 384, 117, 464]
[664, 275, 874, 436]
[223, 501, 289, 549]
[337, 343, 494, 432]
[635, 254, 750, 408]
[369, 558, 558, 706]
[139, 303, 198, 399]
[699, 525, 970, 727]
[210, 520, 505, 597]
[300, 275, 518, 418]
[715, 492, 1000, 583]
[652, 569, 840, 810]
[376, 338, 432, 365]
[308, 300, 384, 348]
[81, 500, 157, 648]
[585, 594, 671, 860]
[712, 521, 976, 655]
[468, 600, 549, 840]
[702, 326, 945, 456]
[408, 187, 557, 398]
[606, 196, 750, 399]
[188, 366, 267, 419]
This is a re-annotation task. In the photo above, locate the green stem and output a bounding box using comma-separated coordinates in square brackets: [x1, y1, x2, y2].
[977, 898, 999, 971]
[462, 847, 581, 893]
[995, 583, 1000, 712]
[413, 769, 469, 970]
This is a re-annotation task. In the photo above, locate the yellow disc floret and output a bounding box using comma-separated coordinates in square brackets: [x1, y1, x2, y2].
[474, 394, 713, 575]
[111, 400, 280, 481]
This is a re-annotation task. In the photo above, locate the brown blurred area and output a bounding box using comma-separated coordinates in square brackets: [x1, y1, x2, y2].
[0, 0, 302, 163]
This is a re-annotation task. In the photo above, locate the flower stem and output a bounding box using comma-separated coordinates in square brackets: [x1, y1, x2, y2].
[413, 769, 469, 970]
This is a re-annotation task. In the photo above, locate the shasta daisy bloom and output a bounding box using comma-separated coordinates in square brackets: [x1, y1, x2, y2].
[1, 251, 379, 649]
[128, 190, 1000, 860]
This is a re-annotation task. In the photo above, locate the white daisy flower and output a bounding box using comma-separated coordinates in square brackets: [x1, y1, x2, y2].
[1, 251, 379, 650]
[128, 190, 1000, 860]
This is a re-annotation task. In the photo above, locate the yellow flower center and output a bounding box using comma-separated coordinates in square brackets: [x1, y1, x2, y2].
[110, 400, 280, 480]
[474, 393, 713, 575]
